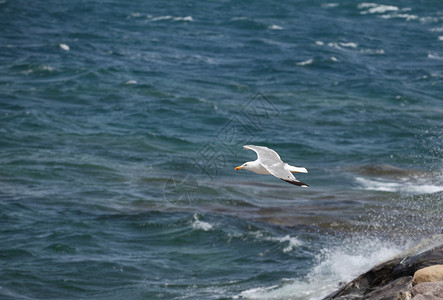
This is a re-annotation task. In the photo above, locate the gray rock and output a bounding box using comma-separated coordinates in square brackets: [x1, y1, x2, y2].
[392, 246, 443, 279]
[364, 276, 412, 300]
[411, 281, 443, 299]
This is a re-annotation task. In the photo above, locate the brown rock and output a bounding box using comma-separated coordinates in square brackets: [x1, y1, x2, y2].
[413, 265, 443, 285]
[411, 281, 443, 299]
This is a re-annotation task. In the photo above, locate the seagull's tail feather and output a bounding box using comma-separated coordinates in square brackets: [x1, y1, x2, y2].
[287, 165, 308, 173]
[281, 179, 309, 188]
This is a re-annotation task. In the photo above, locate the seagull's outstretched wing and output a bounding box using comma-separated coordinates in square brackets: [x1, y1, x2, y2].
[243, 145, 282, 164]
[243, 145, 309, 187]
[281, 178, 309, 187]
[265, 162, 310, 187]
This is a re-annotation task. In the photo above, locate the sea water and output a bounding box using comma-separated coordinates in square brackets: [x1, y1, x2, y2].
[1, 0, 442, 299]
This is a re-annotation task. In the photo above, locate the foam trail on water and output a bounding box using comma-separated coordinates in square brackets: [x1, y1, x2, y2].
[356, 177, 443, 194]
[296, 59, 314, 66]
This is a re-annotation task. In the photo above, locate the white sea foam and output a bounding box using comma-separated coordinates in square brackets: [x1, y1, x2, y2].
[127, 13, 142, 18]
[339, 42, 358, 48]
[356, 177, 443, 194]
[124, 80, 137, 85]
[368, 5, 398, 14]
[328, 42, 358, 50]
[150, 15, 193, 22]
[315, 41, 324, 46]
[269, 24, 283, 30]
[173, 16, 193, 22]
[428, 53, 443, 60]
[322, 3, 339, 8]
[439, 36, 443, 41]
[380, 13, 418, 21]
[268, 235, 303, 253]
[237, 238, 407, 299]
[230, 17, 249, 22]
[358, 3, 377, 9]
[360, 48, 385, 55]
[358, 3, 399, 14]
[40, 65, 55, 71]
[22, 65, 55, 75]
[151, 15, 172, 21]
[59, 43, 70, 51]
[296, 58, 314, 66]
[419, 16, 439, 23]
[192, 214, 213, 231]
[250, 231, 303, 253]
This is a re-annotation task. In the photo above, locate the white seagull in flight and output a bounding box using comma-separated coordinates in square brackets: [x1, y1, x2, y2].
[235, 145, 309, 187]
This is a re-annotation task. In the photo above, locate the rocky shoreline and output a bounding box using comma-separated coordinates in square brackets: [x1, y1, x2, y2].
[324, 234, 443, 300]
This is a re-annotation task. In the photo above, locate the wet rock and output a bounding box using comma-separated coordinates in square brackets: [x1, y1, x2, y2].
[324, 235, 443, 300]
[353, 164, 425, 178]
[412, 265, 443, 285]
[363, 276, 412, 300]
[392, 247, 443, 280]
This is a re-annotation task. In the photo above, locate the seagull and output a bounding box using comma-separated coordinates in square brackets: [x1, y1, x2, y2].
[235, 145, 309, 187]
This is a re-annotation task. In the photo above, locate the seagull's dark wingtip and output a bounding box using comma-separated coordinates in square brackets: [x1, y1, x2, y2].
[282, 179, 309, 187]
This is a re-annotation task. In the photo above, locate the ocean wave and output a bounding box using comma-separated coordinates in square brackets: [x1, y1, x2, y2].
[252, 231, 303, 253]
[358, 3, 422, 22]
[356, 176, 443, 194]
[237, 237, 407, 300]
[322, 3, 339, 8]
[269, 24, 283, 30]
[360, 48, 385, 55]
[149, 15, 193, 22]
[270, 235, 303, 253]
[296, 58, 314, 66]
[358, 3, 399, 14]
[428, 53, 443, 60]
[327, 42, 358, 50]
[380, 13, 418, 21]
[227, 17, 268, 30]
[124, 80, 137, 85]
[191, 214, 213, 231]
[173, 16, 193, 22]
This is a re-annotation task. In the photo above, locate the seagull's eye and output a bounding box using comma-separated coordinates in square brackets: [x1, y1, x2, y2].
[244, 164, 248, 166]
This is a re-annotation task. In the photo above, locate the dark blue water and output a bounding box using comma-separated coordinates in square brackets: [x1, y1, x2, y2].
[1, 0, 442, 299]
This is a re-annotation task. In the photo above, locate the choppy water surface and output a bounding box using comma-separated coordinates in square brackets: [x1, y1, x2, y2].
[1, 0, 442, 299]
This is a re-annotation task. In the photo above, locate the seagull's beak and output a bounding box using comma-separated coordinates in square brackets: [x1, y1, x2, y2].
[235, 165, 243, 170]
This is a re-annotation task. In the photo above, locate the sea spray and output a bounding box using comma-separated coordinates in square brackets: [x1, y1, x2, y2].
[237, 236, 410, 300]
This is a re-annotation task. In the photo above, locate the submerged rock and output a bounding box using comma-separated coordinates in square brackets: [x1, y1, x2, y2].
[324, 235, 443, 300]
[352, 164, 425, 177]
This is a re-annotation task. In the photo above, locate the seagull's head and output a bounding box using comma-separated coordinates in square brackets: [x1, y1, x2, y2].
[235, 162, 251, 171]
